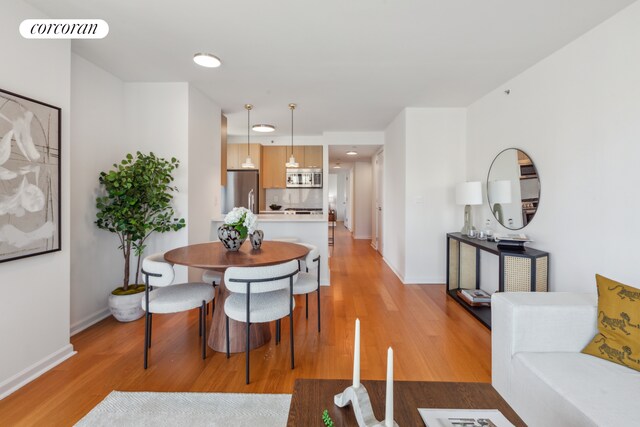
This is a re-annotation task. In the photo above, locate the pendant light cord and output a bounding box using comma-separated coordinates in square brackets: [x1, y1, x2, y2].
[247, 107, 251, 156]
[290, 106, 294, 156]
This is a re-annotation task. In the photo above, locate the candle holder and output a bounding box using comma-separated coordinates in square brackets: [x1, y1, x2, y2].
[334, 319, 399, 427]
[334, 385, 398, 427]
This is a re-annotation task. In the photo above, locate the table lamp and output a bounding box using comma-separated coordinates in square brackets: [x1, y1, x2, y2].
[456, 182, 483, 235]
[488, 180, 512, 225]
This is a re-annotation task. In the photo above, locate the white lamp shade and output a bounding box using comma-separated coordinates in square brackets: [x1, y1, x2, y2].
[285, 155, 299, 168]
[488, 180, 512, 204]
[241, 157, 255, 168]
[455, 181, 483, 205]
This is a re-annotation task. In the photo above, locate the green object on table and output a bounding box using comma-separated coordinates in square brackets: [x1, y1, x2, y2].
[322, 409, 335, 427]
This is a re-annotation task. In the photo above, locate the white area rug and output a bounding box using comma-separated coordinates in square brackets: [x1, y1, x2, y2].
[75, 391, 292, 427]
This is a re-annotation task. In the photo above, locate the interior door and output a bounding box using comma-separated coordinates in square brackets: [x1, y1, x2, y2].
[376, 151, 384, 255]
[344, 173, 351, 230]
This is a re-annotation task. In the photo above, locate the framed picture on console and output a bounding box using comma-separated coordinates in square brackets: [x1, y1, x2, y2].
[0, 88, 61, 263]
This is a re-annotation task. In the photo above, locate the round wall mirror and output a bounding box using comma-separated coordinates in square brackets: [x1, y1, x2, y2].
[487, 148, 540, 230]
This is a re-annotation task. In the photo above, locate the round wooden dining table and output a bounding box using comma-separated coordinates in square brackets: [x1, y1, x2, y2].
[164, 240, 309, 353]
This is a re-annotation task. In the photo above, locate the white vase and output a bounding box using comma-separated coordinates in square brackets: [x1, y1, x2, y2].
[108, 292, 145, 322]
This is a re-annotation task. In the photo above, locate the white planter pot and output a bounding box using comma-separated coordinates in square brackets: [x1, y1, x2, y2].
[108, 291, 145, 322]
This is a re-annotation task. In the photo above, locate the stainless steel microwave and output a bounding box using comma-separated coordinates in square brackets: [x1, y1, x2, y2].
[286, 168, 323, 188]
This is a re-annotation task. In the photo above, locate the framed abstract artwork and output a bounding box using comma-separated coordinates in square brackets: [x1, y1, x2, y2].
[0, 88, 61, 263]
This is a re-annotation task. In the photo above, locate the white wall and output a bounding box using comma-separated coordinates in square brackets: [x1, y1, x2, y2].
[336, 170, 347, 221]
[69, 54, 127, 334]
[228, 135, 324, 146]
[382, 108, 466, 284]
[70, 78, 221, 331]
[467, 1, 640, 292]
[327, 173, 338, 212]
[353, 161, 373, 239]
[372, 150, 384, 251]
[328, 170, 349, 221]
[124, 83, 190, 283]
[187, 86, 222, 281]
[0, 0, 72, 398]
[382, 111, 407, 279]
[323, 131, 384, 146]
[346, 169, 354, 231]
[404, 109, 466, 283]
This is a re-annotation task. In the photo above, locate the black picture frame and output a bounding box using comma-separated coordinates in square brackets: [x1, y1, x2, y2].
[0, 88, 61, 263]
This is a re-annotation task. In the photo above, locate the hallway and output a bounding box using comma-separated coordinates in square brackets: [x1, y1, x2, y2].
[0, 224, 490, 425]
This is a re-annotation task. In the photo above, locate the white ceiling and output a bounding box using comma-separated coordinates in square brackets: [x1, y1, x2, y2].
[330, 162, 353, 171]
[27, 0, 635, 136]
[329, 145, 382, 167]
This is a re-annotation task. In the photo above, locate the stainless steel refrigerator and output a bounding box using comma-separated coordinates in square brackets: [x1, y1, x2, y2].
[224, 170, 259, 214]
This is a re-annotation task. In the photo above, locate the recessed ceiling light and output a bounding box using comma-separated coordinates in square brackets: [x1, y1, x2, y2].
[252, 124, 275, 133]
[193, 53, 222, 68]
[346, 151, 357, 156]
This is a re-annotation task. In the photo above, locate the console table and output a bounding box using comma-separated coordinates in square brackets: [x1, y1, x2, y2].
[446, 232, 549, 329]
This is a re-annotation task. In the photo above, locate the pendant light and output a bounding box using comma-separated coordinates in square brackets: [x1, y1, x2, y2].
[285, 103, 299, 168]
[241, 104, 255, 168]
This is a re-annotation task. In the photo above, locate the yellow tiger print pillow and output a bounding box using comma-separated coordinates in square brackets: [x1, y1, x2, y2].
[582, 274, 640, 371]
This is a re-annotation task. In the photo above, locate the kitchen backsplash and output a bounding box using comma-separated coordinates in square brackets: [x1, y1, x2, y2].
[265, 188, 323, 209]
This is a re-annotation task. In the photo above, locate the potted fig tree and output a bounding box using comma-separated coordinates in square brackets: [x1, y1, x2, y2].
[96, 152, 185, 322]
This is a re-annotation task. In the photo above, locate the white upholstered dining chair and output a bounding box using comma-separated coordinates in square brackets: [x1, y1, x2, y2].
[293, 243, 321, 332]
[202, 270, 223, 287]
[223, 260, 299, 384]
[202, 269, 222, 316]
[141, 253, 215, 369]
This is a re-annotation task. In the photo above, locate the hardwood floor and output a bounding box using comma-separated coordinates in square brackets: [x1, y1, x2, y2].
[0, 223, 491, 426]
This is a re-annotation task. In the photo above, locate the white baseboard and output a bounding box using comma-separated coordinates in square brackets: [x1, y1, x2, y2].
[383, 257, 405, 283]
[70, 307, 111, 336]
[381, 258, 444, 285]
[353, 234, 372, 240]
[321, 269, 331, 287]
[0, 344, 76, 400]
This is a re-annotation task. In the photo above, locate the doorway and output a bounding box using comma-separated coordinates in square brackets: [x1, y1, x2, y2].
[328, 144, 382, 242]
[373, 149, 383, 255]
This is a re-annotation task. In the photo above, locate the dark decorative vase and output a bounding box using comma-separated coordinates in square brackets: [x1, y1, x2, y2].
[250, 230, 264, 250]
[217, 225, 247, 251]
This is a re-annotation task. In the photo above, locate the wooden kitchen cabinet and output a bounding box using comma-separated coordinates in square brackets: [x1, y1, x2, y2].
[226, 144, 240, 169]
[227, 143, 261, 170]
[249, 144, 261, 167]
[262, 146, 287, 188]
[303, 146, 323, 168]
[284, 146, 305, 168]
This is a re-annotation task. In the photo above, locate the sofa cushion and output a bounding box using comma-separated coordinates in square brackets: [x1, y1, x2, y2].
[582, 275, 640, 372]
[513, 351, 640, 427]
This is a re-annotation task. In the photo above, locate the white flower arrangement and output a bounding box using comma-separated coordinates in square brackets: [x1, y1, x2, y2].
[223, 207, 258, 238]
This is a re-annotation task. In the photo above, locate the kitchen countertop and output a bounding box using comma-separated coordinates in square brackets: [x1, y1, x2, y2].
[213, 214, 327, 223]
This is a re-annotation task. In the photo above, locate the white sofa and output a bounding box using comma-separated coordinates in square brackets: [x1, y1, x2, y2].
[492, 292, 640, 427]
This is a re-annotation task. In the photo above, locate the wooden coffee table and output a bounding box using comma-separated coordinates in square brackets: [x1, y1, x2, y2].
[287, 379, 525, 426]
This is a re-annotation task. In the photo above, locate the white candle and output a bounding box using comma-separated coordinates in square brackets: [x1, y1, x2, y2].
[385, 347, 394, 426]
[353, 318, 360, 388]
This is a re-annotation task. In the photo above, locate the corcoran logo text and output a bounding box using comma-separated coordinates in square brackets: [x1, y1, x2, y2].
[20, 19, 109, 39]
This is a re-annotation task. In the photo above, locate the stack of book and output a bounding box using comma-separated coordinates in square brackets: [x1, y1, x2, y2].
[458, 289, 492, 305]
[494, 233, 531, 250]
